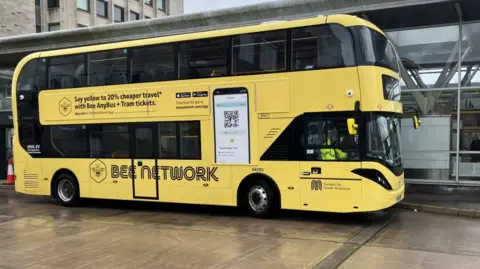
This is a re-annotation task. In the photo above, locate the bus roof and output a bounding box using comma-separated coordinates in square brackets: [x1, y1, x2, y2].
[33, 14, 382, 59]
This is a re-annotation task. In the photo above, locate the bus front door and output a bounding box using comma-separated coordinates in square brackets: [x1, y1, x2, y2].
[298, 114, 362, 212]
[131, 124, 159, 200]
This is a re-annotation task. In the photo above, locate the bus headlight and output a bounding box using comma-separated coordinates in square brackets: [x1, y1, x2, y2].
[352, 169, 393, 190]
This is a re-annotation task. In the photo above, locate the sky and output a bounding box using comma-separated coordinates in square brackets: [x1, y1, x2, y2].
[184, 0, 278, 14]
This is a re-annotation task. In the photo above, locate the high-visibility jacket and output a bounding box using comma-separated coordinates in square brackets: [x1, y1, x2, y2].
[320, 138, 347, 160]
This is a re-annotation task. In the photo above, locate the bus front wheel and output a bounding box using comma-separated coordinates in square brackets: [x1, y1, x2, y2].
[244, 179, 278, 218]
[53, 173, 80, 206]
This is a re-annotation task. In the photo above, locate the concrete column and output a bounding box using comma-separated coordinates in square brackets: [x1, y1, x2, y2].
[109, 0, 114, 23]
[169, 0, 184, 15]
[124, 0, 129, 22]
[41, 0, 48, 31]
[140, 0, 145, 19]
[62, 0, 78, 29]
[90, 0, 97, 26]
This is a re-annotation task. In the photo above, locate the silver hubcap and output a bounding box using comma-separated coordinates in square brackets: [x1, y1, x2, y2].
[58, 179, 74, 202]
[248, 185, 268, 212]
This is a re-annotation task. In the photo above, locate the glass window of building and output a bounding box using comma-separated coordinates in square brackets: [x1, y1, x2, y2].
[77, 0, 89, 11]
[130, 11, 140, 21]
[48, 0, 59, 8]
[96, 0, 108, 18]
[114, 6, 125, 23]
[157, 0, 165, 11]
[145, 0, 153, 6]
[35, 2, 41, 32]
[48, 23, 60, 32]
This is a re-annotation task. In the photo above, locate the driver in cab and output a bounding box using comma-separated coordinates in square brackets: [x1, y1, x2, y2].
[320, 121, 348, 161]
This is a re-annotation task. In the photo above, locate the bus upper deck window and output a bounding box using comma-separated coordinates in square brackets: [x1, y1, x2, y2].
[292, 24, 355, 71]
[17, 59, 47, 92]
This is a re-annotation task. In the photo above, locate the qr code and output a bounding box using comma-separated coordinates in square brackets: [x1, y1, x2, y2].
[224, 110, 239, 128]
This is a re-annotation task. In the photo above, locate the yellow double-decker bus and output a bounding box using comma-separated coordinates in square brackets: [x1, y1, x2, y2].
[12, 14, 418, 218]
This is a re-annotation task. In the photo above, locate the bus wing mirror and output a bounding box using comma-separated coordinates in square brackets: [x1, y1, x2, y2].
[347, 118, 358, 135]
[413, 116, 421, 129]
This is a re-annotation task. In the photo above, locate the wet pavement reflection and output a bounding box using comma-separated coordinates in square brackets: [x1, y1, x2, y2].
[340, 211, 480, 269]
[1, 189, 480, 269]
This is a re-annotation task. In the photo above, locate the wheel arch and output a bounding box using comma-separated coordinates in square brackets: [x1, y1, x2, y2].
[236, 173, 281, 207]
[51, 168, 79, 197]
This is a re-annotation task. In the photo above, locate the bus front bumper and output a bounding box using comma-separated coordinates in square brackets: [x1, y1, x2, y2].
[362, 183, 405, 212]
[383, 184, 405, 209]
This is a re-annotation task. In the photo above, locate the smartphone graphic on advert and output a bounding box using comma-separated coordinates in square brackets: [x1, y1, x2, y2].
[213, 87, 250, 164]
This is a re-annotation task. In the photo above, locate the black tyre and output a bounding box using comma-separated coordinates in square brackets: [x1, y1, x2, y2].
[53, 173, 80, 206]
[244, 179, 278, 218]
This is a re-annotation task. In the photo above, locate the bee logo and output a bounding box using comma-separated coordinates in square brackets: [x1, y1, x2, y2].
[89, 159, 107, 183]
[60, 102, 69, 113]
[59, 98, 72, 116]
[92, 164, 104, 178]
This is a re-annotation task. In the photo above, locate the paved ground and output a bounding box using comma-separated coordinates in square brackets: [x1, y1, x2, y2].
[403, 191, 480, 210]
[1, 189, 480, 269]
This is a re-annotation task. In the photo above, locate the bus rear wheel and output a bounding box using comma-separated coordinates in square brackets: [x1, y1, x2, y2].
[244, 179, 278, 218]
[53, 173, 80, 206]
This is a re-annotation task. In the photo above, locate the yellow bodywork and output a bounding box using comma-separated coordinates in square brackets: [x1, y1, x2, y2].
[12, 14, 404, 213]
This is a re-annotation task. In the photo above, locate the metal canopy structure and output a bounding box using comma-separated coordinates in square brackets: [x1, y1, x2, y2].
[364, 0, 480, 116]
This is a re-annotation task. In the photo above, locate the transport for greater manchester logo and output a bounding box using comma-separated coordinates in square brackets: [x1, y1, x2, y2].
[59, 97, 72, 116]
[90, 159, 107, 183]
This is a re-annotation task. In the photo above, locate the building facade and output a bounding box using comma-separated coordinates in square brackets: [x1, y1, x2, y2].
[36, 0, 184, 32]
[0, 0, 35, 37]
